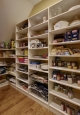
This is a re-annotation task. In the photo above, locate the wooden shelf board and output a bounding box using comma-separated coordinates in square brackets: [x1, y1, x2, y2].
[16, 85, 28, 93]
[49, 90, 80, 106]
[29, 92, 48, 105]
[0, 81, 9, 88]
[8, 71, 16, 77]
[49, 66, 80, 73]
[29, 21, 48, 31]
[17, 77, 28, 84]
[29, 47, 48, 50]
[49, 40, 80, 46]
[16, 70, 28, 75]
[0, 73, 8, 76]
[16, 62, 28, 65]
[49, 55, 80, 58]
[29, 58, 48, 61]
[29, 68, 48, 73]
[16, 46, 28, 49]
[0, 48, 15, 51]
[16, 27, 28, 34]
[49, 24, 80, 35]
[16, 37, 28, 41]
[49, 7, 80, 23]
[50, 102, 67, 115]
[49, 78, 80, 90]
[29, 33, 48, 39]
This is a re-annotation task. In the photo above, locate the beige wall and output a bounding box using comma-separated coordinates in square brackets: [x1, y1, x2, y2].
[29, 0, 60, 17]
[0, 0, 33, 42]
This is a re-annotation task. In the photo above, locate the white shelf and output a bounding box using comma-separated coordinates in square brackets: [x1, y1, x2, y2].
[49, 24, 80, 35]
[16, 62, 28, 65]
[29, 68, 48, 73]
[0, 73, 8, 76]
[16, 70, 28, 75]
[49, 78, 80, 90]
[29, 47, 48, 50]
[0, 81, 9, 88]
[8, 71, 16, 77]
[29, 58, 48, 61]
[0, 57, 15, 59]
[49, 6, 80, 22]
[29, 92, 48, 105]
[49, 90, 80, 106]
[49, 66, 80, 73]
[16, 37, 28, 41]
[16, 27, 28, 34]
[16, 55, 28, 57]
[29, 21, 48, 31]
[16, 85, 28, 93]
[29, 33, 48, 39]
[0, 48, 15, 51]
[49, 40, 80, 46]
[17, 77, 28, 84]
[50, 102, 67, 115]
[16, 46, 28, 49]
[49, 55, 80, 58]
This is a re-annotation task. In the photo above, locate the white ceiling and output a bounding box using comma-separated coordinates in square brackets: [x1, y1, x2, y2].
[28, 0, 42, 5]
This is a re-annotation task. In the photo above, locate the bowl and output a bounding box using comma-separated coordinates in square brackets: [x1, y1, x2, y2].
[68, 5, 80, 11]
[41, 63, 48, 71]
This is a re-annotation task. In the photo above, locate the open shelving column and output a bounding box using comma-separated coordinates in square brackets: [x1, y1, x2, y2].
[16, 19, 28, 93]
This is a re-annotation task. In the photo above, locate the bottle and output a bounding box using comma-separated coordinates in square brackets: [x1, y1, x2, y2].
[43, 40, 47, 47]
[10, 39, 15, 49]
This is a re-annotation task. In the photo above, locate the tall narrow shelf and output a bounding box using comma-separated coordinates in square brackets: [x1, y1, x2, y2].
[28, 8, 49, 104]
[49, 0, 80, 114]
[16, 19, 28, 93]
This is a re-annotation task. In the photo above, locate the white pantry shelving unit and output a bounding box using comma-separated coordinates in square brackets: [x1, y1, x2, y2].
[14, 0, 80, 114]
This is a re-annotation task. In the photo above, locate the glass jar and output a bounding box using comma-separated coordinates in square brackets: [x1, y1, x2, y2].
[57, 74, 61, 81]
[68, 76, 73, 84]
[78, 78, 80, 87]
[68, 91, 73, 99]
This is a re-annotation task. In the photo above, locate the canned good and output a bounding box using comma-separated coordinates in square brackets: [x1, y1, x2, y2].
[61, 102, 65, 111]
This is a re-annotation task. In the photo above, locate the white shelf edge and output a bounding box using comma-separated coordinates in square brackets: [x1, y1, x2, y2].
[0, 48, 15, 51]
[49, 102, 67, 115]
[0, 72, 8, 76]
[49, 23, 80, 34]
[29, 33, 48, 39]
[49, 90, 80, 106]
[16, 85, 28, 93]
[16, 62, 28, 65]
[29, 47, 48, 50]
[16, 37, 28, 41]
[49, 55, 80, 58]
[16, 70, 28, 75]
[8, 71, 16, 77]
[29, 68, 48, 73]
[49, 78, 80, 90]
[16, 46, 28, 49]
[16, 27, 28, 33]
[16, 77, 28, 84]
[0, 81, 9, 88]
[49, 66, 80, 73]
[29, 92, 48, 105]
[29, 58, 48, 60]
[29, 21, 48, 29]
[49, 6, 80, 21]
[49, 40, 80, 46]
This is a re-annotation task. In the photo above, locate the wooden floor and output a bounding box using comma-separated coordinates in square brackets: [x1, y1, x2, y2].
[0, 86, 55, 115]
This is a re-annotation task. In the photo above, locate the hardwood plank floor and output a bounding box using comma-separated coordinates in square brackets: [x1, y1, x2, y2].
[0, 86, 55, 115]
